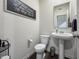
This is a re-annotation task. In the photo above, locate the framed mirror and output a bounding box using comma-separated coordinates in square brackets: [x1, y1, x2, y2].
[53, 2, 70, 29]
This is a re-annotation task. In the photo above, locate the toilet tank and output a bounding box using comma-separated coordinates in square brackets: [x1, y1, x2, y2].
[40, 35, 50, 45]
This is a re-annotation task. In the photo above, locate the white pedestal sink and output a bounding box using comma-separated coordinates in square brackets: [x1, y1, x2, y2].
[52, 32, 73, 59]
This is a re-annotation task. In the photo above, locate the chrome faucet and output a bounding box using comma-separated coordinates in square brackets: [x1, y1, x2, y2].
[56, 29, 58, 33]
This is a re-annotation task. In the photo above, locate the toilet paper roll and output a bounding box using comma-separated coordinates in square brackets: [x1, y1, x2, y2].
[28, 39, 33, 48]
[1, 55, 9, 59]
[28, 39, 33, 42]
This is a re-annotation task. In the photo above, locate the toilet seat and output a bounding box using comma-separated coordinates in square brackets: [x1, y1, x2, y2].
[35, 44, 46, 53]
[35, 44, 46, 49]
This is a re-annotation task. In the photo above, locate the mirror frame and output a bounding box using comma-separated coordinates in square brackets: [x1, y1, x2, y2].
[53, 2, 71, 30]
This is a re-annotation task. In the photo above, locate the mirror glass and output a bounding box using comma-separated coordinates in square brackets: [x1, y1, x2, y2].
[53, 2, 70, 29]
[57, 15, 67, 28]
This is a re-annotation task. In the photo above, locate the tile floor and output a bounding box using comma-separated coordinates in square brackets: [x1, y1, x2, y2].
[28, 52, 70, 59]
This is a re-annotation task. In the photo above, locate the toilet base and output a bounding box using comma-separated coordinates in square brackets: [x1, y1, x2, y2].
[36, 53, 43, 59]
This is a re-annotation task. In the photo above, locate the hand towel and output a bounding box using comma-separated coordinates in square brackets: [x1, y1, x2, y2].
[72, 19, 77, 32]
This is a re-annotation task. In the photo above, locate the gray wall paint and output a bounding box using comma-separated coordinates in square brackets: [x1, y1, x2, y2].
[39, 0, 77, 58]
[0, 0, 40, 59]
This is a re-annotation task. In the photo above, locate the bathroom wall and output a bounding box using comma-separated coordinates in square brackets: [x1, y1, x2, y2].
[39, 0, 54, 34]
[0, 0, 40, 59]
[39, 0, 77, 58]
[77, 0, 79, 59]
[0, 0, 4, 39]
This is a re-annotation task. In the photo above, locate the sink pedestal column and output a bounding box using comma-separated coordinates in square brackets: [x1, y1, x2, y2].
[59, 39, 64, 59]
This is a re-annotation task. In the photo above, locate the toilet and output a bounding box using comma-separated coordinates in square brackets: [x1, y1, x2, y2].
[34, 35, 50, 59]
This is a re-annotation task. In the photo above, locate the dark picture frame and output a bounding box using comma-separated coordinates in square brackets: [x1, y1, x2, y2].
[4, 0, 36, 19]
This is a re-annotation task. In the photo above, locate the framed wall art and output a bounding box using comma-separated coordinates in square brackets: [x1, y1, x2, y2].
[4, 0, 36, 19]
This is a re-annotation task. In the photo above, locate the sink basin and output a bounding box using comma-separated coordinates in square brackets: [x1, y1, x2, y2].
[52, 32, 73, 40]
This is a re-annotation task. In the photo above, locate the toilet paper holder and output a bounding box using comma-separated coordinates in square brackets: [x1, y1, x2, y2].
[27, 39, 33, 48]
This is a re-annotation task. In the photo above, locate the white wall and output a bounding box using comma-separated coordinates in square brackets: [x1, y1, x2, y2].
[77, 0, 79, 59]
[39, 0, 54, 34]
[39, 0, 77, 59]
[0, 0, 40, 59]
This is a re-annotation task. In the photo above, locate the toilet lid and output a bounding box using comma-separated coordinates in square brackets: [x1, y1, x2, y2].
[35, 44, 46, 50]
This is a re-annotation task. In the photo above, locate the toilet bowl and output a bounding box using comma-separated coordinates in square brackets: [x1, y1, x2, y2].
[34, 35, 50, 59]
[35, 44, 46, 53]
